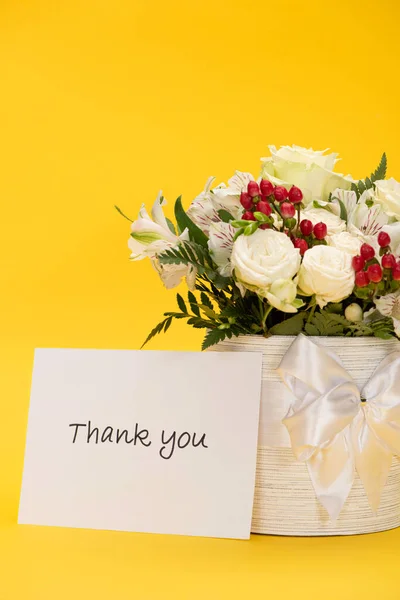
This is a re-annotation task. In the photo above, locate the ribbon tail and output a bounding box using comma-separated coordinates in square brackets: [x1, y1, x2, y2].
[351, 410, 393, 513]
[306, 428, 354, 522]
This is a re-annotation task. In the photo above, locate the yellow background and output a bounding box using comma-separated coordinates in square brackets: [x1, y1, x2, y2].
[1, 0, 400, 598]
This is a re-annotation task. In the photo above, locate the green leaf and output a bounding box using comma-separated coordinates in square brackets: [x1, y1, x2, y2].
[269, 312, 306, 335]
[158, 242, 231, 291]
[370, 152, 387, 183]
[200, 292, 213, 309]
[244, 222, 259, 235]
[351, 153, 387, 200]
[166, 218, 177, 235]
[324, 303, 343, 314]
[176, 293, 187, 313]
[141, 317, 170, 348]
[374, 330, 394, 340]
[115, 205, 133, 222]
[358, 180, 366, 195]
[187, 316, 212, 328]
[164, 317, 173, 333]
[336, 198, 348, 222]
[199, 304, 219, 320]
[364, 177, 373, 190]
[174, 196, 208, 247]
[188, 291, 200, 316]
[304, 311, 347, 336]
[218, 209, 234, 223]
[201, 328, 228, 351]
[351, 182, 360, 199]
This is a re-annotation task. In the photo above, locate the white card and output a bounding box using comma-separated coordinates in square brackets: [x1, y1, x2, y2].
[19, 348, 262, 539]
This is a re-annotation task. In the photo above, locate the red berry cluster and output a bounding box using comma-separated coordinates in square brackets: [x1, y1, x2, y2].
[352, 232, 400, 290]
[240, 180, 303, 229]
[291, 219, 328, 255]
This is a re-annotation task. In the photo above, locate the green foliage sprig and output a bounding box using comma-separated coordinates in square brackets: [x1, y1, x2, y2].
[351, 153, 387, 199]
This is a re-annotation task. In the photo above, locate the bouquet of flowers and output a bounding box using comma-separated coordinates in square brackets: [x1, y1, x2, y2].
[117, 145, 400, 350]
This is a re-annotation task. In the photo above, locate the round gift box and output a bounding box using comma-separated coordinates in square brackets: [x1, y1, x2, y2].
[211, 335, 400, 536]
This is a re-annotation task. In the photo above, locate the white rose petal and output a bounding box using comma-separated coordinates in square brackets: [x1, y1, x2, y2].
[298, 245, 355, 308]
[302, 208, 346, 235]
[327, 232, 362, 256]
[260, 145, 353, 204]
[374, 178, 400, 220]
[231, 229, 301, 296]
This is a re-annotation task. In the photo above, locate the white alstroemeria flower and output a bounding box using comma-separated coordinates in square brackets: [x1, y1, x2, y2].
[152, 260, 196, 290]
[341, 189, 400, 254]
[212, 171, 255, 219]
[208, 221, 235, 277]
[302, 207, 347, 235]
[346, 191, 390, 251]
[128, 192, 195, 289]
[374, 292, 400, 337]
[129, 193, 188, 260]
[381, 222, 400, 255]
[188, 171, 257, 233]
[265, 279, 304, 313]
[327, 232, 362, 256]
[329, 188, 358, 217]
[260, 145, 353, 205]
[186, 177, 221, 235]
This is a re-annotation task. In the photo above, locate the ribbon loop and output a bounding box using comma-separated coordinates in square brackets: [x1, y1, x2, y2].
[278, 335, 400, 520]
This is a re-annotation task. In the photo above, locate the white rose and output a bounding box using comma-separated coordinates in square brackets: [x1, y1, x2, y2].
[327, 232, 362, 256]
[302, 208, 346, 235]
[298, 245, 355, 308]
[231, 229, 301, 296]
[260, 145, 352, 205]
[373, 178, 400, 220]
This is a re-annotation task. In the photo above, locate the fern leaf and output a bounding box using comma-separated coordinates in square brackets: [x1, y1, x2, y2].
[176, 293, 187, 314]
[188, 291, 200, 316]
[370, 152, 387, 182]
[304, 311, 346, 336]
[141, 317, 170, 348]
[200, 292, 213, 309]
[201, 328, 228, 351]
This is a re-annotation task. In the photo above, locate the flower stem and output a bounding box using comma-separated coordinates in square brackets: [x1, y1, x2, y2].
[270, 203, 283, 231]
[261, 304, 273, 331]
[307, 303, 316, 324]
[296, 205, 301, 236]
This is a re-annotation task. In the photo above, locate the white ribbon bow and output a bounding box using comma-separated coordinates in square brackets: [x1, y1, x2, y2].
[277, 334, 400, 521]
